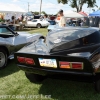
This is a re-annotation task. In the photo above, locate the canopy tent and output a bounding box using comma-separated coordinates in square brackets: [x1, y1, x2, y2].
[78, 11, 88, 17]
[0, 3, 26, 13]
[89, 10, 100, 27]
[0, 3, 26, 20]
[64, 10, 84, 18]
[89, 10, 100, 16]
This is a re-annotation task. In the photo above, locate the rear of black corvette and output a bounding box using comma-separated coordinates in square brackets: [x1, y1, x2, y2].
[14, 27, 100, 92]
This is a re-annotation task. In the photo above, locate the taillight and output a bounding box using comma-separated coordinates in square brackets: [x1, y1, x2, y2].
[71, 62, 83, 69]
[17, 56, 35, 65]
[17, 57, 25, 63]
[25, 58, 35, 65]
[59, 61, 83, 70]
[59, 61, 71, 69]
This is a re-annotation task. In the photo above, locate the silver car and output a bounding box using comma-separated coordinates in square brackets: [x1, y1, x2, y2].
[0, 25, 44, 69]
[25, 19, 50, 28]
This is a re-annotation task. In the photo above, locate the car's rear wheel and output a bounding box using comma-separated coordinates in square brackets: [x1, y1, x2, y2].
[25, 72, 46, 83]
[0, 49, 7, 69]
[94, 80, 100, 92]
[37, 23, 41, 28]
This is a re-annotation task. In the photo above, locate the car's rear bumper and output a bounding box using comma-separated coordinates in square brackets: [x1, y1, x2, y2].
[15, 53, 100, 82]
[17, 64, 95, 82]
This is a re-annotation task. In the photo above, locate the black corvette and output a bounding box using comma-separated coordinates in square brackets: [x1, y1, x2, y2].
[15, 27, 100, 92]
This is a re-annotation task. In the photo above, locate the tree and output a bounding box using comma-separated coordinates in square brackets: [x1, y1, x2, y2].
[92, 5, 100, 12]
[33, 11, 39, 15]
[57, 0, 96, 12]
[41, 11, 47, 15]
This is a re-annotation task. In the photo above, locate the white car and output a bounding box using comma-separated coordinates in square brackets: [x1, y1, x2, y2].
[25, 19, 50, 28]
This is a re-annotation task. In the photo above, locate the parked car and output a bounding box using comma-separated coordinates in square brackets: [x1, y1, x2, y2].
[0, 25, 43, 69]
[47, 22, 71, 32]
[25, 19, 50, 28]
[27, 15, 41, 21]
[15, 27, 100, 92]
[48, 20, 56, 25]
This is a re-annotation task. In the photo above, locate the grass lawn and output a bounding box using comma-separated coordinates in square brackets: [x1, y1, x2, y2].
[0, 28, 100, 100]
[21, 28, 48, 36]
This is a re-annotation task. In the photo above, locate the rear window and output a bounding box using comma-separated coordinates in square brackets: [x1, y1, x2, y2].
[46, 28, 98, 49]
[32, 20, 37, 22]
[34, 16, 41, 19]
[48, 29, 96, 42]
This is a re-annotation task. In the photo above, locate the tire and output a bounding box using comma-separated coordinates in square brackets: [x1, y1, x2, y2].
[0, 49, 7, 69]
[94, 80, 100, 92]
[25, 72, 46, 83]
[36, 23, 41, 28]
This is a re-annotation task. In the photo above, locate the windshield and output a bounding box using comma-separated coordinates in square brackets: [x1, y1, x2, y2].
[0, 28, 9, 33]
[46, 28, 97, 49]
[0, 27, 14, 35]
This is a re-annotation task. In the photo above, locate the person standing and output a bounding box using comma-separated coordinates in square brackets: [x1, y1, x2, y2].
[43, 14, 49, 21]
[58, 9, 66, 27]
[55, 14, 60, 23]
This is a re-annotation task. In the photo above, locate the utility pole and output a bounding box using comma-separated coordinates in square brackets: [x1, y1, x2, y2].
[28, 2, 29, 12]
[40, 0, 42, 15]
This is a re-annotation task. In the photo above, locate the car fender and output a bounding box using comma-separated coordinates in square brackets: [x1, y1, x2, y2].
[89, 46, 100, 72]
[0, 45, 10, 56]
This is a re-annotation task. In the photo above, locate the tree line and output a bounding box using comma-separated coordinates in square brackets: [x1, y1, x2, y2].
[32, 0, 100, 15]
[58, 0, 99, 12]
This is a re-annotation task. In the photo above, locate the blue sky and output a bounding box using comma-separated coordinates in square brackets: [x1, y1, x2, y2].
[0, 0, 100, 14]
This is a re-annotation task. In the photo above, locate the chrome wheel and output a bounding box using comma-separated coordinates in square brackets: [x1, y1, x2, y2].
[0, 52, 6, 68]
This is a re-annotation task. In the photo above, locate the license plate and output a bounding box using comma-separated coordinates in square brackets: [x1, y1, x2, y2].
[38, 58, 57, 68]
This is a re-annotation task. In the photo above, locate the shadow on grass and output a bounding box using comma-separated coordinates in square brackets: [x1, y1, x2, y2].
[0, 60, 20, 78]
[38, 78, 100, 100]
[17, 27, 46, 32]
[17, 28, 38, 32]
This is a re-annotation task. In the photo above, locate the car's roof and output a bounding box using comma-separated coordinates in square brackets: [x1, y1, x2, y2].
[47, 27, 100, 50]
[50, 27, 100, 34]
[47, 26, 100, 43]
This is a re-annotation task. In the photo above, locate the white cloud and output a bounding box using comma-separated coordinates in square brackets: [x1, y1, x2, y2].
[12, 0, 19, 2]
[29, 1, 69, 14]
[0, 2, 25, 12]
[0, 0, 75, 14]
[0, 0, 91, 14]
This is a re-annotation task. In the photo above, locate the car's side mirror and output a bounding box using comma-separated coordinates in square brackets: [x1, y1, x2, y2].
[15, 32, 19, 36]
[15, 32, 18, 34]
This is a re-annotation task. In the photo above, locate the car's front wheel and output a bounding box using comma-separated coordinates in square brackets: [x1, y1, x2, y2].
[0, 49, 7, 69]
[36, 23, 41, 28]
[25, 72, 46, 83]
